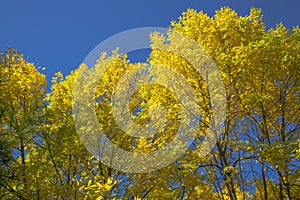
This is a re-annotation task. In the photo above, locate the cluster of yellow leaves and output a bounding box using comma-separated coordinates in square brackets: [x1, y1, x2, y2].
[79, 177, 117, 199]
[0, 48, 46, 125]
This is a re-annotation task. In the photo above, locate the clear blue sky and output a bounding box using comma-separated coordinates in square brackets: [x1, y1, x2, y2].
[1, 0, 299, 86]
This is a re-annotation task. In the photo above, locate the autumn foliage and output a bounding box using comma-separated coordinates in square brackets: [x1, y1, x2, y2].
[1, 7, 300, 199]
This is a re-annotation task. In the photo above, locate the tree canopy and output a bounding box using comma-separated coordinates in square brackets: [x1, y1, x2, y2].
[0, 7, 300, 200]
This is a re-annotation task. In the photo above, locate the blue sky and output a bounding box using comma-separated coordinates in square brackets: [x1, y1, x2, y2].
[1, 0, 299, 86]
